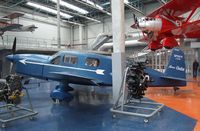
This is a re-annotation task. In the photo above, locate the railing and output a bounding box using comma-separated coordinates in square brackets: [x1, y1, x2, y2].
[0, 35, 70, 49]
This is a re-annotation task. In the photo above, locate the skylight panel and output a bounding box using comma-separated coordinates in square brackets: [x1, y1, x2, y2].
[50, 0, 89, 14]
[26, 2, 73, 19]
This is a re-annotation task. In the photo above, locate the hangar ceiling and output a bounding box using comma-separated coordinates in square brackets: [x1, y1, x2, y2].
[0, 0, 168, 25]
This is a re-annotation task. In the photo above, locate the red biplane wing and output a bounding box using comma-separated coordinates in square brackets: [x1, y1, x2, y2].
[161, 20, 200, 38]
[185, 31, 200, 38]
[148, 0, 200, 17]
[3, 12, 24, 19]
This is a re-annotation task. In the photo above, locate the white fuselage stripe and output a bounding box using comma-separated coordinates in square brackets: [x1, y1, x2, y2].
[19, 60, 105, 75]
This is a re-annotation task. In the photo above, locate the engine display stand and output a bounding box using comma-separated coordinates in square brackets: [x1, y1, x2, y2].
[110, 67, 164, 123]
[0, 87, 38, 128]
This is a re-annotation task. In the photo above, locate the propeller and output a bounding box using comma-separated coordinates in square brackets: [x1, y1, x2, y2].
[131, 14, 139, 29]
[9, 37, 17, 74]
[12, 37, 16, 54]
[1, 35, 4, 45]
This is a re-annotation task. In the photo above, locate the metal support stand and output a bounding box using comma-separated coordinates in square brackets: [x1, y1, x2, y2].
[111, 67, 164, 123]
[0, 87, 38, 128]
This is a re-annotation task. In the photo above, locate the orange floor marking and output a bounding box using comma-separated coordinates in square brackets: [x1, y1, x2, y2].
[146, 78, 200, 131]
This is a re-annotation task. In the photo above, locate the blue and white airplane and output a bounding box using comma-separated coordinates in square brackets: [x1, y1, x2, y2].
[6, 40, 186, 101]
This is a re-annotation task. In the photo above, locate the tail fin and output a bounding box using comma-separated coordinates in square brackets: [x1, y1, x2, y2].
[164, 48, 186, 81]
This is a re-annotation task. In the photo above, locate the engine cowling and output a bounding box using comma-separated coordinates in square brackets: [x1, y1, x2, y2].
[148, 41, 162, 51]
[162, 37, 179, 49]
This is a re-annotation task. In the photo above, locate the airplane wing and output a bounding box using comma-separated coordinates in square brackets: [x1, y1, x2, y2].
[50, 72, 101, 86]
[10, 25, 38, 32]
[3, 12, 24, 19]
[147, 0, 200, 17]
[0, 24, 22, 32]
[0, 18, 10, 23]
[161, 20, 200, 37]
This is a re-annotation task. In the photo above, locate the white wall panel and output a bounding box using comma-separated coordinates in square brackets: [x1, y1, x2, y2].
[87, 23, 103, 38]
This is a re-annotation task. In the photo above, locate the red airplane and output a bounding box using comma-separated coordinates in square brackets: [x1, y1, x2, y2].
[131, 0, 200, 51]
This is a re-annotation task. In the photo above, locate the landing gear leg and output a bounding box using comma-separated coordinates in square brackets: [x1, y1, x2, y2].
[173, 86, 179, 92]
[50, 83, 73, 103]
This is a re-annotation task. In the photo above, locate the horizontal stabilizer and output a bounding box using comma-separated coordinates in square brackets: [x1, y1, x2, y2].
[161, 76, 186, 81]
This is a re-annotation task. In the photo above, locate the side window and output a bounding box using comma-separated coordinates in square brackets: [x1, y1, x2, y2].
[85, 58, 99, 67]
[63, 55, 78, 64]
[51, 56, 61, 65]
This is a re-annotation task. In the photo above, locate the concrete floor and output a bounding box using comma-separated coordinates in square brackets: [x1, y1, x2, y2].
[0, 80, 197, 131]
[147, 77, 200, 131]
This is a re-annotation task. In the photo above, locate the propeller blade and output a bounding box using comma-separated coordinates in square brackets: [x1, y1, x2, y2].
[133, 14, 138, 24]
[1, 36, 4, 45]
[132, 14, 139, 28]
[12, 37, 16, 54]
[9, 37, 17, 74]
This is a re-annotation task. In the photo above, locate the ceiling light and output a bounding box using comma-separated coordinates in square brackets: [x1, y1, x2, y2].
[50, 0, 89, 14]
[26, 2, 73, 19]
[124, 0, 130, 4]
[81, 0, 104, 10]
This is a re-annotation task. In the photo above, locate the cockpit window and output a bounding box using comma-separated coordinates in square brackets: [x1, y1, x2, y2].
[85, 58, 99, 67]
[51, 56, 61, 65]
[63, 55, 78, 64]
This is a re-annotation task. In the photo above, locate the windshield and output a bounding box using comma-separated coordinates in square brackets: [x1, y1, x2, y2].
[51, 52, 59, 59]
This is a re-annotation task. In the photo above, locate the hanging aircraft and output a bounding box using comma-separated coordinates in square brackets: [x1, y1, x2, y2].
[131, 0, 200, 51]
[5, 38, 186, 102]
[0, 12, 37, 37]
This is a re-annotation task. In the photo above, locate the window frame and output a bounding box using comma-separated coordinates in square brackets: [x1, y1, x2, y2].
[63, 54, 78, 65]
[85, 57, 100, 67]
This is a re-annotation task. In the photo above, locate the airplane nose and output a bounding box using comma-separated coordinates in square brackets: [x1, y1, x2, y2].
[6, 55, 14, 62]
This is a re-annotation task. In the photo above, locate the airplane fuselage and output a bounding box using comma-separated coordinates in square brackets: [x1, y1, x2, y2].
[6, 49, 186, 88]
[7, 51, 112, 86]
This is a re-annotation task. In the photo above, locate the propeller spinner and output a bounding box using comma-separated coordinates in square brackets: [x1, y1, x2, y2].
[131, 14, 139, 28]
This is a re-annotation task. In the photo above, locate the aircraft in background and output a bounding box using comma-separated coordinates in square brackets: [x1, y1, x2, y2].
[5, 38, 186, 102]
[131, 0, 200, 51]
[0, 12, 37, 37]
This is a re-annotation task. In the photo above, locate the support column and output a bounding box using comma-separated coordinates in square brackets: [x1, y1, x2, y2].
[1, 52, 11, 78]
[70, 26, 74, 45]
[57, 0, 61, 48]
[111, 0, 125, 102]
[159, 50, 161, 72]
[197, 49, 200, 65]
[195, 49, 198, 60]
[151, 52, 154, 68]
[155, 51, 158, 70]
[79, 25, 83, 49]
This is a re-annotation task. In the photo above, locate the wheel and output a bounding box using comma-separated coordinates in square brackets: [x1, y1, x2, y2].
[112, 114, 116, 118]
[29, 116, 35, 121]
[2, 123, 6, 128]
[144, 119, 149, 123]
[52, 98, 62, 104]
